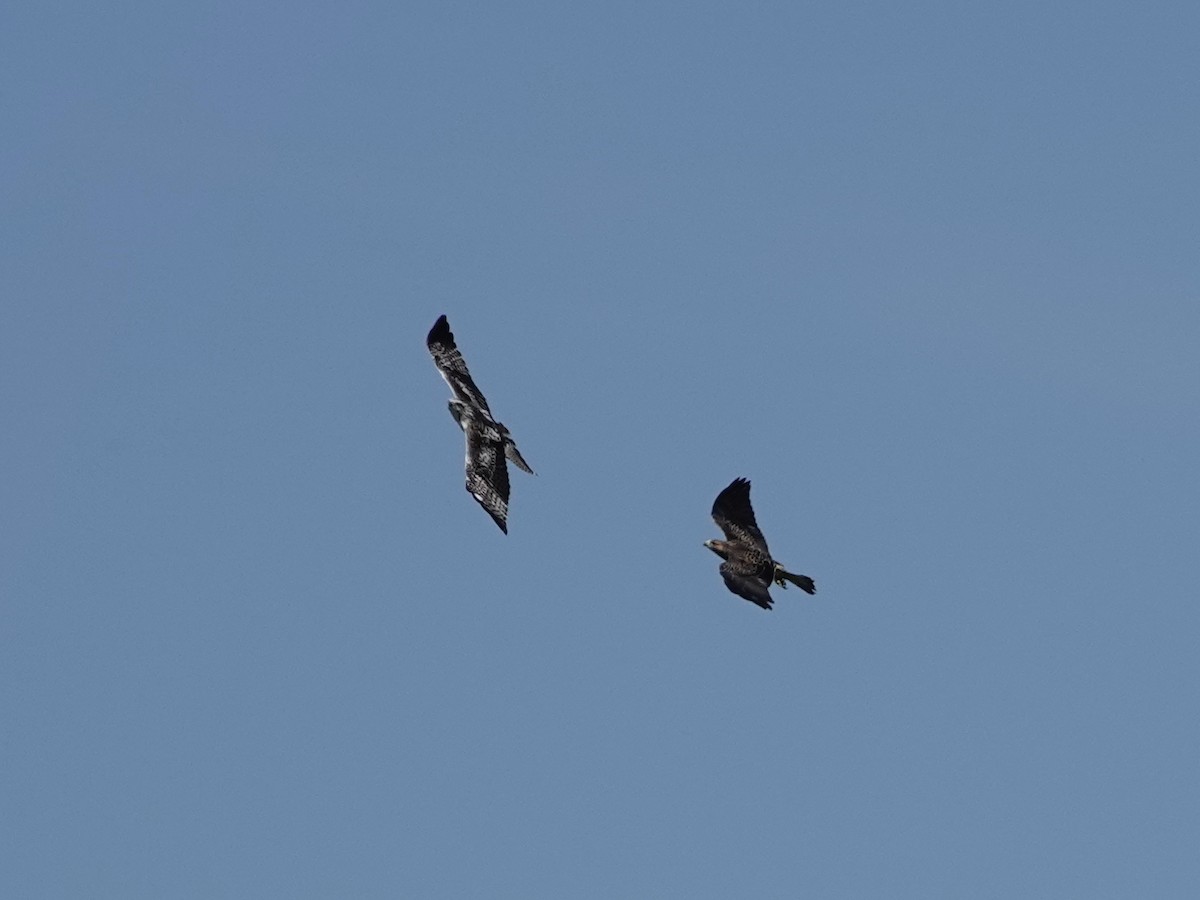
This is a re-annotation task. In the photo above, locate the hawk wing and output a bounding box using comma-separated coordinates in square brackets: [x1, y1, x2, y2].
[711, 477, 770, 555]
[464, 421, 510, 533]
[426, 315, 495, 416]
[719, 562, 774, 610]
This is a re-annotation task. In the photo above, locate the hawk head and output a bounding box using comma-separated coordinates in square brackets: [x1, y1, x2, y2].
[704, 539, 730, 559]
[447, 399, 471, 430]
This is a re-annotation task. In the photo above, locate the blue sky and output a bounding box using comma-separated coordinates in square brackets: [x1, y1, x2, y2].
[3, 1, 1198, 896]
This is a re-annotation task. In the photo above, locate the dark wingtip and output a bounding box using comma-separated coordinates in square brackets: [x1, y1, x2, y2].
[714, 476, 751, 509]
[427, 314, 452, 346]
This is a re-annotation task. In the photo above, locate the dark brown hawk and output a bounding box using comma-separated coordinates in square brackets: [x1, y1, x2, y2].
[705, 477, 816, 610]
[426, 315, 533, 533]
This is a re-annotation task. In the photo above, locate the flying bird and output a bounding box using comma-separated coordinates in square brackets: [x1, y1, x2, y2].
[704, 477, 816, 610]
[426, 314, 534, 533]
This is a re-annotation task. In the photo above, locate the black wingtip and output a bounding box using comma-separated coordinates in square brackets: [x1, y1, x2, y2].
[485, 507, 508, 534]
[486, 509, 508, 534]
[714, 476, 751, 508]
[427, 314, 452, 346]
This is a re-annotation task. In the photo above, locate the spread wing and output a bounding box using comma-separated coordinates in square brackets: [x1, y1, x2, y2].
[426, 315, 494, 416]
[464, 421, 510, 533]
[711, 477, 770, 555]
[719, 562, 774, 610]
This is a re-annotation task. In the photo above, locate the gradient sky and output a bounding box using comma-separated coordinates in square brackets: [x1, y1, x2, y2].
[4, 2, 1199, 897]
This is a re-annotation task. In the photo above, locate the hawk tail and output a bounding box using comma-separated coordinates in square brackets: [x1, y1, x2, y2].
[505, 441, 535, 475]
[775, 567, 816, 594]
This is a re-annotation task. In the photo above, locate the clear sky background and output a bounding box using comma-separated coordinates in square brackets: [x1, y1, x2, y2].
[4, 2, 1198, 897]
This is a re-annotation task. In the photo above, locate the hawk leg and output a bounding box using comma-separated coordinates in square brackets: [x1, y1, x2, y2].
[774, 565, 817, 594]
[773, 564, 789, 588]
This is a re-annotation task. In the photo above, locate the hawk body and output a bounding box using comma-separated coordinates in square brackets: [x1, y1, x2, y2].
[427, 315, 533, 533]
[705, 477, 816, 610]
